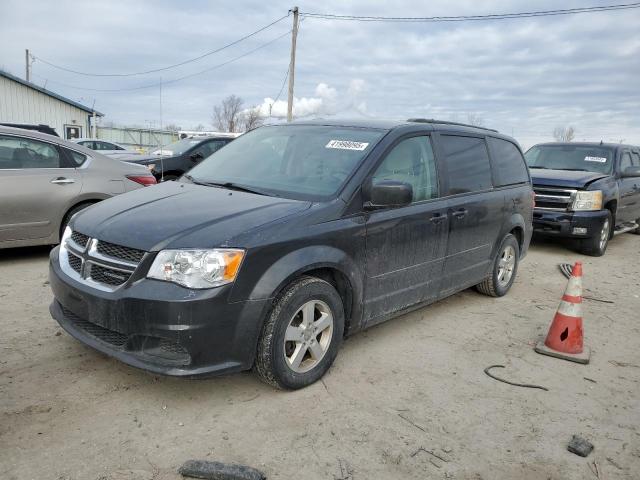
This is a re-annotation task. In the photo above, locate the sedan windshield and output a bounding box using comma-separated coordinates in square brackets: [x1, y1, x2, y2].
[185, 125, 386, 200]
[151, 138, 205, 156]
[525, 145, 613, 174]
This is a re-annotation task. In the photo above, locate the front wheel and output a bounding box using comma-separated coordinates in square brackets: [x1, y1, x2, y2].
[255, 276, 344, 390]
[476, 234, 520, 297]
[578, 210, 612, 256]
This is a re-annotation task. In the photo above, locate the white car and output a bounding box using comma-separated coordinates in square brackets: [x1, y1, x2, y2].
[72, 138, 141, 158]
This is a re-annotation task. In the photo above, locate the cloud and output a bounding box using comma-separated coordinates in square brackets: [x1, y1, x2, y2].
[256, 80, 367, 118]
[0, 0, 638, 147]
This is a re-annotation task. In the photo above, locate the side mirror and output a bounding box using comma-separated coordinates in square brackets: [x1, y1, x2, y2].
[621, 166, 640, 178]
[190, 152, 204, 162]
[364, 180, 413, 210]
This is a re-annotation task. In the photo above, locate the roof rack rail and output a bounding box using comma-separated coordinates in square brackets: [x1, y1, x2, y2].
[407, 118, 498, 133]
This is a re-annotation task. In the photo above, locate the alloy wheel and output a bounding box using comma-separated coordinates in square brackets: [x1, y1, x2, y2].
[497, 245, 516, 287]
[283, 300, 334, 373]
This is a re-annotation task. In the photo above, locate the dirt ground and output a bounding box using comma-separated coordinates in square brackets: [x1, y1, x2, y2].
[1, 234, 639, 480]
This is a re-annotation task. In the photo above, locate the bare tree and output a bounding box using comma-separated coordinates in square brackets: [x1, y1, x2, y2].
[239, 106, 264, 131]
[212, 95, 244, 132]
[192, 124, 206, 132]
[466, 113, 485, 127]
[552, 126, 576, 142]
[164, 123, 182, 132]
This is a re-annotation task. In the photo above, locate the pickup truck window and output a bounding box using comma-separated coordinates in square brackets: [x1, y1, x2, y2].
[620, 152, 633, 170]
[439, 135, 492, 195]
[525, 145, 613, 174]
[487, 137, 529, 187]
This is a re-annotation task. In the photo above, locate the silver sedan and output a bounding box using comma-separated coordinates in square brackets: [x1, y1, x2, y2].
[0, 126, 156, 249]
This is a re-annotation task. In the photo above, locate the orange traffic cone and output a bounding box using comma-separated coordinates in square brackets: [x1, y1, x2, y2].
[535, 261, 591, 364]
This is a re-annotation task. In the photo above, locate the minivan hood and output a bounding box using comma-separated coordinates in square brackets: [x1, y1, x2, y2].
[530, 168, 609, 189]
[73, 182, 312, 251]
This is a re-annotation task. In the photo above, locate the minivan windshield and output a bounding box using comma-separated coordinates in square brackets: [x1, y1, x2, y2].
[185, 125, 386, 200]
[525, 145, 613, 174]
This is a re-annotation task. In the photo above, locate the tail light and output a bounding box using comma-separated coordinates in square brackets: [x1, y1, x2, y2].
[127, 175, 157, 186]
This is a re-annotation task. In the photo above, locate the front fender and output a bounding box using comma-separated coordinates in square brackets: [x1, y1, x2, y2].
[231, 245, 365, 332]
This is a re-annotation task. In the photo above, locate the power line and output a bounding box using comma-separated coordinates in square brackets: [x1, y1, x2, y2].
[31, 29, 292, 93]
[32, 14, 289, 77]
[300, 2, 640, 22]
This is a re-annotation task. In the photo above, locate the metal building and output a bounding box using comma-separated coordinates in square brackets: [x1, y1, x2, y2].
[0, 69, 103, 139]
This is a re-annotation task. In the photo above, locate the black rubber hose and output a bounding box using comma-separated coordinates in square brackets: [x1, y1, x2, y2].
[484, 364, 549, 391]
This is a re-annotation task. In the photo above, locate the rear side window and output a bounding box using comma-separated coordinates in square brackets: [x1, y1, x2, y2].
[439, 135, 492, 194]
[620, 152, 633, 170]
[63, 148, 88, 167]
[487, 137, 529, 186]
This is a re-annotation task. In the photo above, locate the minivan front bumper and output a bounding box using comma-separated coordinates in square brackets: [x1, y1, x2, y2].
[532, 209, 609, 238]
[48, 246, 269, 377]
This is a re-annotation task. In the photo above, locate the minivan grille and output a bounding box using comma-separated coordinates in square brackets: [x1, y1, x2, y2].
[71, 231, 90, 248]
[61, 231, 146, 290]
[96, 241, 145, 264]
[533, 186, 577, 212]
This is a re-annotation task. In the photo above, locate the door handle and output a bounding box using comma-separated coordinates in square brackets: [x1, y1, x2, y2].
[429, 213, 446, 224]
[452, 208, 468, 219]
[51, 177, 75, 185]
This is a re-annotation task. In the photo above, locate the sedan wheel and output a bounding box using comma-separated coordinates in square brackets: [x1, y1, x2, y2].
[496, 245, 517, 288]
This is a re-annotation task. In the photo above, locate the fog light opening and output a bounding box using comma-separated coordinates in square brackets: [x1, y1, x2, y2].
[572, 227, 588, 235]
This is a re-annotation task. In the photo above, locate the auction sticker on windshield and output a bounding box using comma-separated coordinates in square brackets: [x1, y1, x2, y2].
[584, 156, 607, 163]
[326, 140, 369, 151]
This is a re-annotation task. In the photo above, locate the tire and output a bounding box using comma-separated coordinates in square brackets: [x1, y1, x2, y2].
[255, 276, 344, 390]
[632, 217, 640, 235]
[578, 210, 612, 256]
[59, 202, 94, 239]
[476, 233, 520, 297]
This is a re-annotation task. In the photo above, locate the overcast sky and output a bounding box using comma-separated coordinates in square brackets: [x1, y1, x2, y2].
[1, 0, 639, 148]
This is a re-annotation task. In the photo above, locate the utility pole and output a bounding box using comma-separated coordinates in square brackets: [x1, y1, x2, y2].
[25, 49, 31, 82]
[287, 7, 299, 122]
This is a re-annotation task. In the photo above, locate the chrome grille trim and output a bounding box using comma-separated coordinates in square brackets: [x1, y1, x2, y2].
[60, 232, 146, 292]
[533, 186, 577, 212]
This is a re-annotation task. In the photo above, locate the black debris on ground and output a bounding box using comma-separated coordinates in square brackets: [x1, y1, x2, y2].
[178, 460, 266, 480]
[567, 435, 594, 457]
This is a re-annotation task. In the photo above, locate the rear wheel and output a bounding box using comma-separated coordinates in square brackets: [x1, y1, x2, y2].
[476, 234, 520, 297]
[255, 276, 344, 390]
[632, 217, 640, 235]
[578, 210, 612, 256]
[59, 202, 94, 239]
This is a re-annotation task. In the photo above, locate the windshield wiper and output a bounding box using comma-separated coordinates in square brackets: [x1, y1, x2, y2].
[560, 168, 589, 172]
[528, 166, 548, 169]
[193, 180, 274, 196]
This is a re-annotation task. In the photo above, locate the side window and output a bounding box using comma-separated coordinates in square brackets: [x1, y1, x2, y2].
[63, 148, 88, 167]
[200, 140, 226, 157]
[487, 137, 529, 186]
[439, 135, 492, 195]
[620, 152, 633, 171]
[0, 134, 61, 169]
[630, 151, 640, 166]
[371, 136, 438, 202]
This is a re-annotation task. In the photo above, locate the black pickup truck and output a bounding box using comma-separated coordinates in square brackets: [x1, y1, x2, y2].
[525, 142, 640, 256]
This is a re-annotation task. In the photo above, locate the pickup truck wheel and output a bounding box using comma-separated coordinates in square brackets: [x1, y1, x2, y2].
[578, 211, 612, 256]
[476, 234, 519, 297]
[255, 276, 344, 390]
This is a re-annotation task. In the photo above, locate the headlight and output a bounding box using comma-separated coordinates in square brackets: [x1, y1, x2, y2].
[572, 190, 602, 211]
[147, 249, 244, 289]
